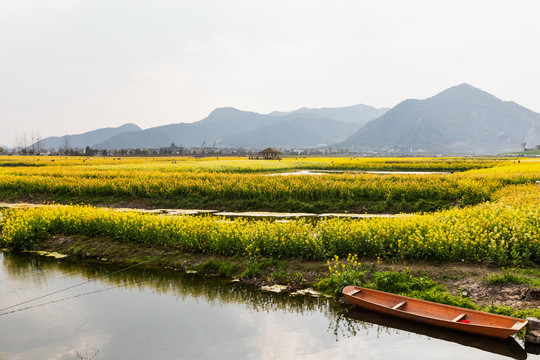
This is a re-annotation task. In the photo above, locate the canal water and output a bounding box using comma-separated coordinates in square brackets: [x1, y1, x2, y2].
[0, 251, 533, 360]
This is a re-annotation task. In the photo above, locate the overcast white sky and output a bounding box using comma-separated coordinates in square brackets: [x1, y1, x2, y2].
[1, 0, 539, 147]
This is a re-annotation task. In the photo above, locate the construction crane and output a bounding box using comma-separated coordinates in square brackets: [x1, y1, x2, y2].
[197, 140, 206, 156]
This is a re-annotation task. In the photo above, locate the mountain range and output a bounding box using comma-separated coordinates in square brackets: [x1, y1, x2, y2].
[36, 123, 142, 151]
[43, 104, 388, 151]
[33, 84, 540, 154]
[338, 84, 540, 153]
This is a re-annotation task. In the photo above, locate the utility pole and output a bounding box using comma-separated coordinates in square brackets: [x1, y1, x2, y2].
[31, 132, 36, 154]
[36, 132, 41, 155]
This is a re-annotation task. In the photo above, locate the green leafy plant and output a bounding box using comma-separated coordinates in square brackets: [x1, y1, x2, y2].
[373, 269, 438, 294]
[316, 254, 367, 296]
[240, 261, 263, 279]
[193, 259, 238, 277]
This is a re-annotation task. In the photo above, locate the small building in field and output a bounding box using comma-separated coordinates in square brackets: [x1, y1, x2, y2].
[257, 147, 281, 159]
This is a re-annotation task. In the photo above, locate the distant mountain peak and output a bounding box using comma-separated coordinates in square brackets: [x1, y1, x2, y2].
[430, 83, 499, 103]
[439, 83, 479, 92]
[268, 103, 389, 126]
[209, 107, 240, 114]
[204, 107, 259, 122]
[119, 123, 141, 129]
[34, 123, 142, 151]
[451, 82, 475, 89]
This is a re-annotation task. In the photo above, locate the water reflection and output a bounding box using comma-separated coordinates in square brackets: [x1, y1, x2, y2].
[1, 251, 358, 360]
[1, 251, 343, 318]
[344, 308, 528, 360]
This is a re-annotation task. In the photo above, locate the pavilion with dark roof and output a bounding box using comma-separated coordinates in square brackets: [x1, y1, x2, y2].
[257, 147, 281, 159]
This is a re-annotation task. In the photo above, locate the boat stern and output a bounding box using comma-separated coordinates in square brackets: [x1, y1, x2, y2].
[343, 286, 361, 297]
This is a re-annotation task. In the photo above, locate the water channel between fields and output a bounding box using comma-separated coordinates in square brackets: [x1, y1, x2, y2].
[0, 251, 534, 360]
[267, 170, 450, 176]
[0, 202, 404, 222]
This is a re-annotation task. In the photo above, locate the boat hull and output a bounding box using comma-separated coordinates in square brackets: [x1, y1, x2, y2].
[343, 286, 527, 339]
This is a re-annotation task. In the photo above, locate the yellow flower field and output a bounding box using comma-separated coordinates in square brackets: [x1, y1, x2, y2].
[1, 156, 537, 213]
[1, 156, 539, 265]
[1, 183, 539, 264]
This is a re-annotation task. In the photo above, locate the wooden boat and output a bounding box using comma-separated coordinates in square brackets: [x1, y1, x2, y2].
[343, 286, 527, 339]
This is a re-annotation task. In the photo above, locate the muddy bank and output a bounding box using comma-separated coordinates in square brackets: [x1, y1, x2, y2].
[7, 233, 540, 311]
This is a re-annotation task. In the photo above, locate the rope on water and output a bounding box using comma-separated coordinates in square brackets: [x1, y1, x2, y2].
[0, 286, 119, 317]
[0, 256, 159, 314]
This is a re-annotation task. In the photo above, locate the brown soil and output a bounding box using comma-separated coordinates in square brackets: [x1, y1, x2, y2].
[25, 234, 540, 310]
[373, 260, 540, 309]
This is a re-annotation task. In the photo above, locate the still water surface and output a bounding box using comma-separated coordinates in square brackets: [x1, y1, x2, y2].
[0, 251, 534, 360]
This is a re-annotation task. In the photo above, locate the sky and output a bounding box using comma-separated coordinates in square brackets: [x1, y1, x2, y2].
[1, 0, 540, 148]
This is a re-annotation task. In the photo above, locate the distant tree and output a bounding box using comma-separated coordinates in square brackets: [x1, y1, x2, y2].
[30, 130, 41, 154]
[65, 148, 80, 156]
[30, 132, 36, 154]
[0, 146, 3, 155]
[84, 146, 98, 156]
[521, 142, 527, 151]
[101, 149, 108, 156]
[14, 132, 29, 154]
[62, 135, 71, 155]
[21, 131, 28, 152]
[13, 134, 22, 153]
[134, 148, 149, 155]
